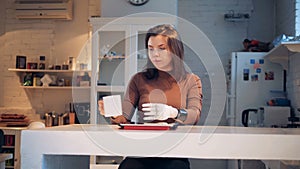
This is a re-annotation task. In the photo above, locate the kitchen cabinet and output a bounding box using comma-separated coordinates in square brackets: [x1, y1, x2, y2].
[266, 41, 300, 70]
[0, 128, 24, 169]
[89, 17, 177, 124]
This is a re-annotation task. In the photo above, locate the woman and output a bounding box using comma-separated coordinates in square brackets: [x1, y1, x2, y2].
[99, 24, 203, 169]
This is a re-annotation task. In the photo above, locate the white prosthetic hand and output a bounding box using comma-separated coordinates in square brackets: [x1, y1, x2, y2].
[142, 103, 178, 121]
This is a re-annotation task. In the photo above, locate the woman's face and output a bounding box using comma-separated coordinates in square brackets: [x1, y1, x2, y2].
[147, 35, 173, 71]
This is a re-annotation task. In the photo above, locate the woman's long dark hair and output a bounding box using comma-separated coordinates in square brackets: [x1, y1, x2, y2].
[143, 24, 187, 81]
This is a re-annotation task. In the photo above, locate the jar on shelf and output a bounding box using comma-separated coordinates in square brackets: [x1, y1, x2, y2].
[39, 56, 46, 69]
[69, 56, 76, 70]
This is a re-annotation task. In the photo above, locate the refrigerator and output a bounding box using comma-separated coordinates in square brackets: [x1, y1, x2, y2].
[226, 52, 285, 127]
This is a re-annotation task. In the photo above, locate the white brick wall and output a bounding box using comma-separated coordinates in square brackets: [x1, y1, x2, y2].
[0, 0, 92, 119]
[288, 53, 300, 116]
[89, 0, 101, 17]
[2, 1, 57, 114]
[275, 0, 300, 114]
[178, 0, 275, 66]
[0, 0, 6, 107]
[178, 0, 276, 125]
[275, 0, 296, 36]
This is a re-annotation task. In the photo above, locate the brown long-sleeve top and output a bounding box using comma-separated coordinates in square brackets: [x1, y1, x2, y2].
[122, 70, 202, 125]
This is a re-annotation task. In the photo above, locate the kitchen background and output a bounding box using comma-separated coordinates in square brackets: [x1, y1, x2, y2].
[0, 0, 299, 168]
[1, 0, 299, 122]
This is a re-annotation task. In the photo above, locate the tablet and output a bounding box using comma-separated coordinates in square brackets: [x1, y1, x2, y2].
[118, 123, 178, 130]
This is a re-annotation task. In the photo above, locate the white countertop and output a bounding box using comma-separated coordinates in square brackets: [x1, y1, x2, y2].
[21, 124, 300, 169]
[24, 123, 300, 133]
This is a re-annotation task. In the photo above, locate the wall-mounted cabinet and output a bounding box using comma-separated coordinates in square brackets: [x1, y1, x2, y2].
[89, 17, 177, 124]
[266, 41, 300, 70]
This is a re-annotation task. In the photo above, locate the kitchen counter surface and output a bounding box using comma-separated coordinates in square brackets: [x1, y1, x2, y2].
[21, 124, 300, 169]
[31, 123, 300, 133]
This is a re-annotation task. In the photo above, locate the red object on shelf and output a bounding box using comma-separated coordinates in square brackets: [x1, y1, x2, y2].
[5, 135, 14, 146]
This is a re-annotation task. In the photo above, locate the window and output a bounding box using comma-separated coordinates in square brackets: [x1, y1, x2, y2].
[296, 0, 300, 35]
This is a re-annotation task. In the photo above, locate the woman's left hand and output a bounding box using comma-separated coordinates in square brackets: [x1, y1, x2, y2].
[142, 103, 178, 121]
[110, 115, 128, 124]
[98, 100, 105, 115]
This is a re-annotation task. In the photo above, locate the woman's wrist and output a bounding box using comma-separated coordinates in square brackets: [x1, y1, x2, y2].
[110, 116, 117, 119]
[176, 109, 188, 122]
[110, 115, 129, 124]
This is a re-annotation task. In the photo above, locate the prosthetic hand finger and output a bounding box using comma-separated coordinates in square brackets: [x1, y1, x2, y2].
[144, 112, 157, 116]
[141, 107, 152, 112]
[143, 116, 156, 121]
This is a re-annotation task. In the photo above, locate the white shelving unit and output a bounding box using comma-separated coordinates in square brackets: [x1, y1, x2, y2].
[89, 17, 177, 124]
[89, 16, 177, 168]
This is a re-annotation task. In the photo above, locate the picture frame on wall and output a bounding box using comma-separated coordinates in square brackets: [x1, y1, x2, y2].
[16, 55, 26, 69]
